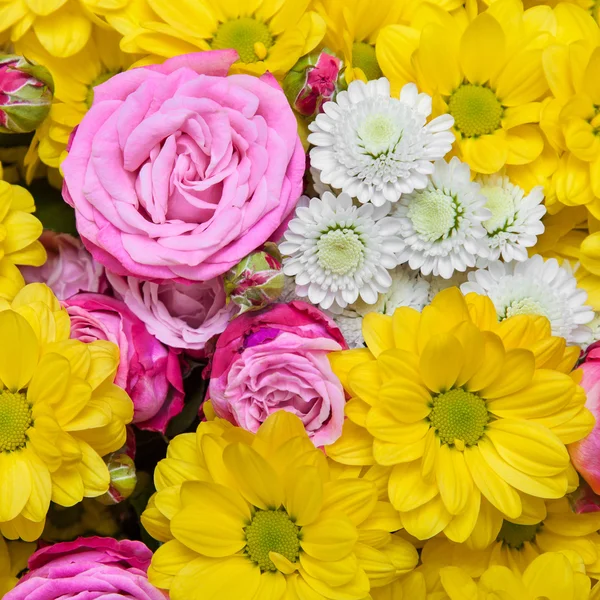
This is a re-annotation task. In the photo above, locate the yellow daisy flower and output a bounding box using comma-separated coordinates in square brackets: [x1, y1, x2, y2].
[326, 287, 593, 543]
[142, 411, 416, 600]
[376, 0, 553, 174]
[0, 283, 133, 541]
[439, 553, 595, 599]
[0, 536, 34, 597]
[0, 180, 45, 302]
[17, 27, 134, 171]
[0, 0, 141, 58]
[120, 0, 326, 77]
[422, 497, 600, 579]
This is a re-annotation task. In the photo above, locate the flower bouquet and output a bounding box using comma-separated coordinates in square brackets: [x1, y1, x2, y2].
[2, 0, 600, 598]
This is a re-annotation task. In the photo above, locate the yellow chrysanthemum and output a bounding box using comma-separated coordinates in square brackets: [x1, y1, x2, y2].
[0, 0, 143, 58]
[142, 411, 416, 600]
[0, 283, 133, 541]
[42, 499, 119, 542]
[0, 181, 45, 302]
[18, 27, 134, 171]
[326, 287, 593, 543]
[376, 0, 553, 174]
[422, 497, 600, 579]
[120, 0, 326, 77]
[0, 536, 34, 597]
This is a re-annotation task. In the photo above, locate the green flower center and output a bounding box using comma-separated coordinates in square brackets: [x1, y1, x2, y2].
[504, 298, 547, 320]
[85, 71, 119, 108]
[497, 521, 540, 550]
[317, 228, 365, 275]
[481, 185, 515, 234]
[0, 390, 32, 453]
[357, 113, 401, 156]
[408, 189, 460, 241]
[429, 389, 489, 446]
[352, 42, 382, 81]
[245, 510, 301, 572]
[212, 17, 273, 63]
[448, 84, 503, 138]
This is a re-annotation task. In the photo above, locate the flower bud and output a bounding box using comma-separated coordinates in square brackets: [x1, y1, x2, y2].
[283, 50, 342, 117]
[224, 243, 284, 314]
[0, 55, 53, 134]
[97, 452, 137, 505]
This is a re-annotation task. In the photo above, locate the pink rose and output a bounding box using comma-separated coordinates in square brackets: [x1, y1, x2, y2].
[209, 301, 348, 446]
[64, 293, 184, 433]
[570, 343, 600, 492]
[107, 270, 236, 355]
[62, 50, 305, 283]
[5, 537, 166, 600]
[21, 231, 106, 300]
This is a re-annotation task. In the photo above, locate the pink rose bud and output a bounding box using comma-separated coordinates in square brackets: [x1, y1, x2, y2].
[0, 54, 53, 134]
[21, 231, 106, 300]
[570, 341, 600, 493]
[64, 293, 185, 433]
[283, 49, 342, 117]
[570, 478, 600, 514]
[4, 537, 167, 600]
[208, 301, 348, 447]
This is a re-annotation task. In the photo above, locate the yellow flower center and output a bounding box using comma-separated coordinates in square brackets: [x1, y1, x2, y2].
[245, 509, 301, 572]
[0, 390, 32, 453]
[497, 521, 540, 550]
[504, 298, 546, 319]
[317, 228, 365, 275]
[85, 71, 119, 108]
[480, 185, 515, 234]
[352, 42, 382, 81]
[408, 189, 460, 241]
[212, 17, 274, 63]
[448, 84, 503, 138]
[429, 389, 489, 446]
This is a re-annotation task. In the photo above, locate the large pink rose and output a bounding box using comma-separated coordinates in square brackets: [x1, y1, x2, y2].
[64, 293, 184, 433]
[21, 231, 106, 300]
[5, 537, 166, 600]
[209, 301, 348, 446]
[570, 343, 600, 492]
[62, 50, 305, 282]
[107, 270, 235, 355]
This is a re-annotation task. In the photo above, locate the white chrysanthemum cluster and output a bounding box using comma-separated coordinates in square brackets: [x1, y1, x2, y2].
[461, 256, 594, 345]
[308, 79, 455, 207]
[280, 192, 403, 311]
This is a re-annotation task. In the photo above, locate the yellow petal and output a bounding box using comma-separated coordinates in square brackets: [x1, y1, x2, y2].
[322, 479, 377, 526]
[170, 481, 248, 557]
[443, 487, 481, 544]
[460, 130, 509, 174]
[148, 539, 199, 590]
[391, 306, 421, 354]
[50, 465, 84, 507]
[0, 310, 38, 391]
[21, 448, 51, 522]
[347, 361, 381, 406]
[363, 313, 394, 357]
[506, 124, 544, 165]
[388, 460, 438, 512]
[0, 451, 31, 521]
[147, 0, 218, 38]
[420, 333, 464, 393]
[26, 352, 70, 406]
[479, 348, 535, 399]
[401, 495, 452, 540]
[436, 444, 473, 515]
[451, 322, 485, 388]
[33, 3, 92, 57]
[325, 420, 374, 466]
[377, 381, 431, 423]
[465, 332, 505, 392]
[300, 552, 357, 588]
[376, 25, 419, 91]
[77, 440, 110, 497]
[439, 566, 479, 600]
[328, 348, 374, 392]
[285, 467, 323, 526]
[373, 437, 426, 466]
[301, 515, 358, 561]
[493, 48, 548, 106]
[459, 13, 505, 84]
[521, 552, 576, 600]
[2, 211, 42, 255]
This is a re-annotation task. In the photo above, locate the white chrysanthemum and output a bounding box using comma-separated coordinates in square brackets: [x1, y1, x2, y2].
[279, 192, 402, 310]
[426, 271, 470, 302]
[461, 255, 594, 345]
[476, 173, 546, 263]
[393, 157, 491, 279]
[334, 266, 431, 348]
[308, 78, 455, 207]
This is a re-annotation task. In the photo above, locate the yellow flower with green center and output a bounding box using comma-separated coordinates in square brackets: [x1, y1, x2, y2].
[376, 0, 554, 174]
[326, 287, 593, 543]
[119, 0, 325, 77]
[422, 497, 600, 579]
[143, 411, 417, 600]
[0, 536, 34, 597]
[17, 27, 133, 171]
[0, 180, 45, 302]
[0, 283, 133, 542]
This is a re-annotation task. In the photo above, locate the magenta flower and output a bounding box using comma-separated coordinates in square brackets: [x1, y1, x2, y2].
[21, 232, 106, 300]
[4, 537, 166, 600]
[62, 50, 305, 283]
[64, 293, 184, 433]
[209, 301, 348, 447]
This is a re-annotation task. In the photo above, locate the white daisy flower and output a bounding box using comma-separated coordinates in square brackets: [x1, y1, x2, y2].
[334, 266, 431, 348]
[279, 191, 403, 311]
[460, 255, 594, 345]
[393, 157, 491, 279]
[476, 173, 546, 263]
[308, 78, 455, 207]
[426, 271, 470, 302]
